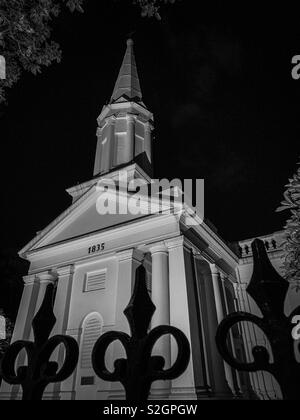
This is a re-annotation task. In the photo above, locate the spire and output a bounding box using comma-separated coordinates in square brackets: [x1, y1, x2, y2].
[92, 38, 153, 179]
[110, 39, 143, 104]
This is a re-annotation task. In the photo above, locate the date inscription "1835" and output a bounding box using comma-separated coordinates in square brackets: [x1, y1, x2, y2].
[88, 243, 105, 254]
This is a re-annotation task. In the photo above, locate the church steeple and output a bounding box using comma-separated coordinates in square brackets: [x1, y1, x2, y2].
[93, 39, 154, 178]
[110, 39, 143, 104]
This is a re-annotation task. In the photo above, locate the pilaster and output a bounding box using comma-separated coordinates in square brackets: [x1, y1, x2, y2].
[165, 236, 197, 399]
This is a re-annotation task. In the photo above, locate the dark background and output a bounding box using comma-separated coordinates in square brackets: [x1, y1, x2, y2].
[1, 0, 300, 256]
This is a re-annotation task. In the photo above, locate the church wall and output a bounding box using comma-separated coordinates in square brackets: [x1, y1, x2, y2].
[67, 256, 118, 330]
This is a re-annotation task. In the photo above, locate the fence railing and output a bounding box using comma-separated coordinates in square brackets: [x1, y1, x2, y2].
[0, 265, 190, 402]
[216, 239, 300, 400]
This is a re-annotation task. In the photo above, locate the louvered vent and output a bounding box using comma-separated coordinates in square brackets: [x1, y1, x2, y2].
[85, 270, 106, 292]
[81, 316, 102, 369]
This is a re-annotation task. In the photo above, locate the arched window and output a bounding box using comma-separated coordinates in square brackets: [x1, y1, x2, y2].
[80, 313, 103, 369]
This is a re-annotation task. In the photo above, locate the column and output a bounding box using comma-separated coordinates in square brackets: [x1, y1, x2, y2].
[126, 114, 135, 162]
[210, 265, 225, 324]
[165, 237, 197, 399]
[12, 274, 37, 341]
[52, 266, 75, 400]
[149, 244, 171, 398]
[200, 263, 231, 398]
[144, 121, 152, 163]
[220, 274, 242, 390]
[210, 266, 237, 395]
[0, 274, 38, 399]
[34, 272, 57, 399]
[52, 265, 74, 335]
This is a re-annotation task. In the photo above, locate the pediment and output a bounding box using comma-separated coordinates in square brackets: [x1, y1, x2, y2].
[20, 184, 152, 256]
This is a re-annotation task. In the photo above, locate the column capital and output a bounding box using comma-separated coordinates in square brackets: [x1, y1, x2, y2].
[149, 243, 168, 255]
[37, 271, 58, 284]
[23, 274, 36, 285]
[209, 263, 220, 276]
[219, 272, 227, 282]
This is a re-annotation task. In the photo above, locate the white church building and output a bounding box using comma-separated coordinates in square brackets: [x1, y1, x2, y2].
[1, 40, 298, 400]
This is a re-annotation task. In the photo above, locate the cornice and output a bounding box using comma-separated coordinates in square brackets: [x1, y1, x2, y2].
[97, 102, 153, 124]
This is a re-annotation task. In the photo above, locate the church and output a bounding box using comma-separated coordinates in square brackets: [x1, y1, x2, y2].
[0, 39, 298, 400]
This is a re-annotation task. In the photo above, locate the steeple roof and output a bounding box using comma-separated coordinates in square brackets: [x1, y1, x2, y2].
[110, 39, 143, 104]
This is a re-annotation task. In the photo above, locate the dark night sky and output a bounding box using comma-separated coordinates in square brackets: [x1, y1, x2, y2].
[1, 0, 300, 254]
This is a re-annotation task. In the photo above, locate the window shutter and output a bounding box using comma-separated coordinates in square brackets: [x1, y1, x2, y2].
[81, 316, 102, 369]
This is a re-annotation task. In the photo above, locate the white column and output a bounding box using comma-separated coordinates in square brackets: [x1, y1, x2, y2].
[12, 274, 37, 341]
[0, 274, 37, 399]
[126, 115, 135, 162]
[144, 121, 152, 163]
[51, 265, 75, 400]
[165, 237, 197, 400]
[150, 244, 170, 330]
[149, 243, 171, 398]
[52, 265, 74, 335]
[210, 265, 236, 395]
[210, 265, 224, 323]
[220, 274, 243, 395]
[199, 262, 231, 398]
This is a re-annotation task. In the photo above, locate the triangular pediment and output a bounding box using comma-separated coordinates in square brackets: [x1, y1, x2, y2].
[20, 180, 155, 257]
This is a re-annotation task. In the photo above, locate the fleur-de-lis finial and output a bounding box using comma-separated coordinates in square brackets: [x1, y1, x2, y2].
[247, 239, 289, 318]
[92, 264, 190, 403]
[216, 239, 300, 400]
[123, 264, 155, 339]
[1, 283, 79, 400]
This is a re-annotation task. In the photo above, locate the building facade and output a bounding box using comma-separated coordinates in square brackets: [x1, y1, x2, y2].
[0, 40, 298, 400]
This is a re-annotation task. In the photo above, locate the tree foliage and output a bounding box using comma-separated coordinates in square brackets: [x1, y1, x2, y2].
[276, 160, 300, 290]
[0, 0, 178, 104]
[0, 310, 14, 359]
[133, 0, 176, 19]
[0, 0, 86, 103]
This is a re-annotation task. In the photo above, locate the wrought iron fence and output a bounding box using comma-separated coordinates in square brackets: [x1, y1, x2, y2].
[216, 239, 300, 400]
[0, 265, 190, 401]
